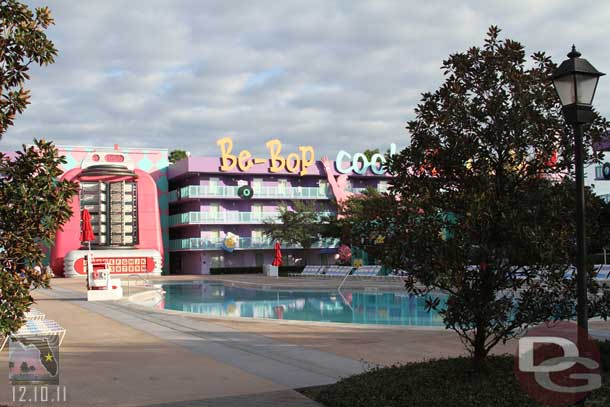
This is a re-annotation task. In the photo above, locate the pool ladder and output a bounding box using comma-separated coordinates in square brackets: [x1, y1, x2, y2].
[126, 274, 154, 297]
[337, 269, 354, 312]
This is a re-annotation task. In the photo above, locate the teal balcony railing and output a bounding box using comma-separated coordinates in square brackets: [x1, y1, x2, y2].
[169, 237, 341, 251]
[596, 165, 606, 180]
[168, 184, 388, 203]
[169, 211, 335, 226]
[169, 185, 332, 202]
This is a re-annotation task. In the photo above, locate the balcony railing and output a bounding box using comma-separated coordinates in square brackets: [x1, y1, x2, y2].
[169, 211, 335, 226]
[169, 185, 333, 202]
[596, 165, 606, 180]
[169, 237, 341, 251]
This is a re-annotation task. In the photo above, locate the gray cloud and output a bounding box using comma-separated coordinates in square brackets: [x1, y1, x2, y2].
[3, 0, 610, 196]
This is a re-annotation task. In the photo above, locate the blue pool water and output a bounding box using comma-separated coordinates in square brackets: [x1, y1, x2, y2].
[159, 282, 447, 327]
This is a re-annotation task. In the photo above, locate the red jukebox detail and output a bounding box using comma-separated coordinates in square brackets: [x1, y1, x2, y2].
[74, 257, 155, 274]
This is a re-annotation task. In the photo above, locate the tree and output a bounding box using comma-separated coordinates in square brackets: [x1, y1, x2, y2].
[168, 149, 188, 164]
[352, 26, 610, 368]
[363, 149, 379, 161]
[0, 140, 78, 336]
[264, 201, 323, 251]
[0, 1, 57, 138]
[0, 3, 73, 337]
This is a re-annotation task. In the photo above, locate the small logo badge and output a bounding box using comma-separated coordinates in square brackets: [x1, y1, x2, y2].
[514, 321, 601, 405]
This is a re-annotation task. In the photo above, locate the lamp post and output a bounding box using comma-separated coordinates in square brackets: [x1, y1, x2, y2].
[552, 46, 604, 336]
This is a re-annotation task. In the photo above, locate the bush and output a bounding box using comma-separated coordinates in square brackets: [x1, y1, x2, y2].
[304, 354, 610, 407]
[596, 339, 610, 373]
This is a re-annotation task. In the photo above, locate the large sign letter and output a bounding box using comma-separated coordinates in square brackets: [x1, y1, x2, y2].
[217, 137, 237, 171]
[299, 146, 315, 176]
[267, 139, 285, 173]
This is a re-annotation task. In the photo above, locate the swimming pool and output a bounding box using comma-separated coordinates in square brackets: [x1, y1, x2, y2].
[156, 282, 447, 327]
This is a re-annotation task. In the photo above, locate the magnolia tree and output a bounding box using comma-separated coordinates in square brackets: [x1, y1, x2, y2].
[346, 27, 610, 368]
[0, 140, 78, 335]
[0, 0, 57, 138]
[0, 2, 78, 336]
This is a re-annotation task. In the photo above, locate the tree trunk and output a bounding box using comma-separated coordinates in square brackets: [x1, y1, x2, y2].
[473, 324, 488, 371]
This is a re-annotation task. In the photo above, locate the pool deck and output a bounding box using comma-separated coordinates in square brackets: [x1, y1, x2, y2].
[1, 274, 609, 406]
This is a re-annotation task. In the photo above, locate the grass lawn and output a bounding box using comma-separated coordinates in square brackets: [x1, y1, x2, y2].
[300, 341, 610, 407]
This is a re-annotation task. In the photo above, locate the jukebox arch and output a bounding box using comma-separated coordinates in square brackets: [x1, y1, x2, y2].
[50, 151, 164, 277]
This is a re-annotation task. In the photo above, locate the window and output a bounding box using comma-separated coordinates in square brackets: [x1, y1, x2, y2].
[252, 229, 265, 246]
[251, 203, 263, 221]
[318, 180, 328, 196]
[211, 255, 223, 268]
[277, 179, 287, 195]
[80, 181, 138, 247]
[252, 178, 263, 192]
[209, 177, 219, 193]
[206, 229, 220, 243]
[208, 203, 220, 221]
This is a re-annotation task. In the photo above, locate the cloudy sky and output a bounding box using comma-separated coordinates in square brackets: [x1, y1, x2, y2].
[2, 1, 610, 174]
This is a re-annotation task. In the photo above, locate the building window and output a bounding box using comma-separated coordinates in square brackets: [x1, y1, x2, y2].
[211, 255, 223, 268]
[252, 178, 263, 192]
[318, 180, 328, 195]
[208, 177, 219, 193]
[277, 179, 287, 194]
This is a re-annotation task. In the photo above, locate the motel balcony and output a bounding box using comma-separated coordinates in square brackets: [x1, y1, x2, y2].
[168, 237, 341, 251]
[169, 185, 332, 202]
[169, 211, 335, 226]
[168, 185, 376, 202]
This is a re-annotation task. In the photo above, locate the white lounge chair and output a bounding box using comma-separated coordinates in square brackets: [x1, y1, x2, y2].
[25, 308, 45, 321]
[352, 265, 381, 277]
[0, 319, 66, 352]
[301, 265, 322, 276]
[594, 264, 610, 282]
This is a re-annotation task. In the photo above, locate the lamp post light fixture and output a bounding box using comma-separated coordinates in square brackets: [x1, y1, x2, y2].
[552, 46, 604, 337]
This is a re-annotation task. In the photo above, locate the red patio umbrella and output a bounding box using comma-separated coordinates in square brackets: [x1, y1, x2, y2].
[81, 209, 95, 289]
[81, 209, 95, 245]
[272, 240, 282, 267]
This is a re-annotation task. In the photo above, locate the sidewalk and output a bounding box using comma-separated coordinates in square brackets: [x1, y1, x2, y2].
[0, 284, 321, 406]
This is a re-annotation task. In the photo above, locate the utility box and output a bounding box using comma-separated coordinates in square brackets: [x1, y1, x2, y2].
[263, 264, 278, 277]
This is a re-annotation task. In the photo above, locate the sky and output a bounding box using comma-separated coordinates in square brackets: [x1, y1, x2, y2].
[2, 1, 610, 191]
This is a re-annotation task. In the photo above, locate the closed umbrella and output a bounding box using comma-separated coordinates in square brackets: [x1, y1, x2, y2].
[272, 240, 282, 267]
[81, 209, 95, 245]
[81, 209, 95, 289]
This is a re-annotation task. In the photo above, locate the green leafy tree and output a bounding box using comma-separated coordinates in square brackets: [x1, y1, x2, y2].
[0, 140, 78, 336]
[0, 0, 57, 138]
[168, 149, 188, 164]
[0, 0, 76, 338]
[363, 149, 379, 161]
[352, 26, 610, 368]
[264, 201, 322, 251]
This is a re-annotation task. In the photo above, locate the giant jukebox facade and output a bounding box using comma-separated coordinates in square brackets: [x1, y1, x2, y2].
[50, 146, 169, 277]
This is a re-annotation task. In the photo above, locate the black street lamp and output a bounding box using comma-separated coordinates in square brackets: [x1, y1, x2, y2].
[552, 46, 604, 336]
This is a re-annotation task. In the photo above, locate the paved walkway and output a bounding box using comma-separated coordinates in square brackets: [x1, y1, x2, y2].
[45, 286, 366, 388]
[1, 283, 329, 406]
